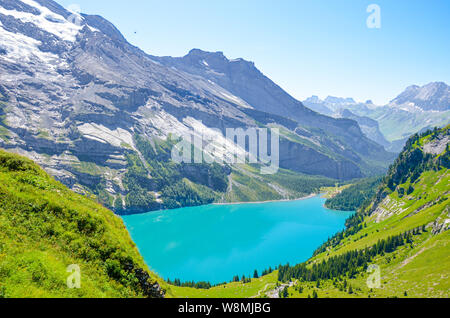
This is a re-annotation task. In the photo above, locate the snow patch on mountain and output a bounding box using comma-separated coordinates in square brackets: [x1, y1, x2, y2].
[219, 92, 251, 108]
[144, 110, 247, 162]
[0, 24, 59, 64]
[77, 123, 134, 149]
[0, 0, 82, 42]
[183, 116, 248, 162]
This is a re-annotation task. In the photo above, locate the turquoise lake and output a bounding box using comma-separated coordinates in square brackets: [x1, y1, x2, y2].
[122, 195, 353, 285]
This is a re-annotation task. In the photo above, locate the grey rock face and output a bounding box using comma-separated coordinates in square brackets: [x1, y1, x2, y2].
[0, 0, 393, 211]
[153, 49, 384, 156]
[336, 109, 390, 149]
[390, 82, 450, 111]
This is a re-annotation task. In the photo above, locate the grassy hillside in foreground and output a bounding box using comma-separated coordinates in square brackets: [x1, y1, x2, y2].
[0, 149, 165, 298]
[279, 126, 449, 298]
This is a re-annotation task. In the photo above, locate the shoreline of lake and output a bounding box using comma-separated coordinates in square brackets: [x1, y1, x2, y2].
[120, 193, 321, 216]
[212, 193, 318, 206]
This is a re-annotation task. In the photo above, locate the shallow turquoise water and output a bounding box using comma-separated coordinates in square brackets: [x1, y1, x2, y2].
[122, 196, 353, 285]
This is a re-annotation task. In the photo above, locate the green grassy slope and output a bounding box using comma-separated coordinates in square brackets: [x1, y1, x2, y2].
[0, 149, 165, 298]
[280, 126, 450, 298]
[168, 271, 279, 298]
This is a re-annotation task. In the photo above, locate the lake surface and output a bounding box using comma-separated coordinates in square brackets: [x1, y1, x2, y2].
[122, 196, 353, 285]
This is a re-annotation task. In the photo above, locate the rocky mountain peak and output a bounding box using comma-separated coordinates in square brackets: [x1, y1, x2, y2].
[81, 14, 127, 44]
[182, 48, 256, 71]
[324, 96, 357, 106]
[186, 48, 226, 58]
[390, 82, 449, 111]
[304, 95, 322, 103]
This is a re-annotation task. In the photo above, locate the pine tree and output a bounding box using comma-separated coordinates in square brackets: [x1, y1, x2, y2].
[282, 287, 289, 298]
[253, 270, 259, 279]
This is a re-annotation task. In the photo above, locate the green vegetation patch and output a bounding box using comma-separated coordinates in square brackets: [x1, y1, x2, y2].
[0, 149, 164, 298]
[119, 135, 230, 213]
[169, 271, 278, 298]
[325, 176, 382, 211]
[0, 101, 9, 142]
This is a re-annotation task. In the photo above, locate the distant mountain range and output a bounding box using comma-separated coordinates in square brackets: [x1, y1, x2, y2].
[390, 82, 449, 111]
[0, 0, 395, 212]
[303, 82, 450, 152]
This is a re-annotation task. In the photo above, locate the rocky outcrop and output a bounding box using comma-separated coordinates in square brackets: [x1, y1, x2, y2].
[429, 205, 450, 235]
[279, 138, 363, 180]
[423, 135, 449, 155]
[371, 196, 406, 223]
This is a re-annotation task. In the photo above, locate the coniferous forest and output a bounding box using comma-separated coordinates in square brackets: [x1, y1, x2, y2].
[278, 226, 426, 283]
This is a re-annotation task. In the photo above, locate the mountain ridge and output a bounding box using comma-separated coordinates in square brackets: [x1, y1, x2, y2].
[303, 83, 450, 152]
[390, 82, 449, 111]
[0, 0, 394, 213]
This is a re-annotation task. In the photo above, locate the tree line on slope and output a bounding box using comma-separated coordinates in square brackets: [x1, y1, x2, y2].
[325, 176, 382, 211]
[123, 134, 342, 213]
[119, 135, 230, 213]
[278, 226, 426, 283]
[381, 127, 449, 197]
[167, 267, 276, 290]
[317, 126, 449, 256]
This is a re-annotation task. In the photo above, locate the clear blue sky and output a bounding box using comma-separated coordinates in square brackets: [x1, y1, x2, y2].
[57, 0, 450, 105]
